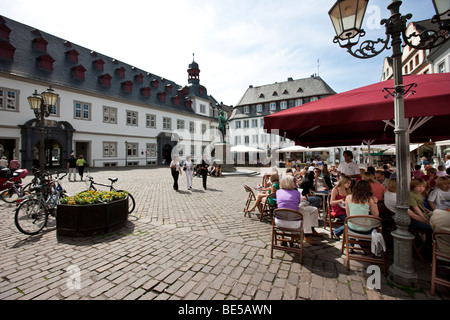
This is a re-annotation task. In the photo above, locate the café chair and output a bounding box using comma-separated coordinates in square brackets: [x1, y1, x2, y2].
[243, 185, 256, 217]
[431, 231, 450, 295]
[324, 193, 344, 238]
[341, 215, 387, 276]
[260, 192, 277, 221]
[271, 208, 304, 263]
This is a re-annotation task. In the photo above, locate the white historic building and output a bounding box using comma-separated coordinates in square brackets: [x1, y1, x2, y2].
[0, 16, 228, 169]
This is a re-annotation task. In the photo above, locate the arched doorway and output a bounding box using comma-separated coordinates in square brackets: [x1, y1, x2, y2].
[20, 119, 75, 170]
[157, 132, 178, 165]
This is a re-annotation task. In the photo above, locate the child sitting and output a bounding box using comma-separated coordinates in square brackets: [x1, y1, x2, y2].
[413, 165, 425, 179]
[428, 176, 450, 211]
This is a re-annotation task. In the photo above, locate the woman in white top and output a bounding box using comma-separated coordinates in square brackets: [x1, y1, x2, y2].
[184, 156, 194, 190]
[170, 154, 182, 191]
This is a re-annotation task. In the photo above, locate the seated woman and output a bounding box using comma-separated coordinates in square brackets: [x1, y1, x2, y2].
[276, 175, 319, 245]
[299, 171, 322, 209]
[313, 168, 331, 193]
[247, 172, 280, 214]
[408, 178, 434, 247]
[333, 180, 379, 239]
[330, 176, 352, 240]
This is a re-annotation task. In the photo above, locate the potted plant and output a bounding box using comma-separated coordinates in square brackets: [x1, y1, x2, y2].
[57, 190, 129, 237]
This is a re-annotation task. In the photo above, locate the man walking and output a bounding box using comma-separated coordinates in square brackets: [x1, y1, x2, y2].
[67, 153, 77, 181]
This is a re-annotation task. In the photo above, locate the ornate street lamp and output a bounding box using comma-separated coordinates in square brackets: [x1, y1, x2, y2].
[27, 86, 59, 172]
[329, 0, 449, 288]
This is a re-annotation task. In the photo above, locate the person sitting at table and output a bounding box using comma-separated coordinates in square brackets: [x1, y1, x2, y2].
[423, 167, 438, 191]
[361, 172, 385, 202]
[314, 168, 332, 193]
[276, 175, 320, 245]
[375, 170, 389, 189]
[299, 171, 322, 209]
[332, 180, 380, 240]
[427, 176, 450, 211]
[330, 176, 352, 237]
[286, 168, 299, 189]
[412, 165, 425, 179]
[247, 172, 280, 214]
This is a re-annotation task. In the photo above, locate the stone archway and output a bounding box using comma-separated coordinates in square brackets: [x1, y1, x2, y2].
[157, 132, 178, 165]
[19, 119, 75, 170]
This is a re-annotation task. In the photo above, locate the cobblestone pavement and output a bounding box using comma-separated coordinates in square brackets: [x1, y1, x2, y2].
[0, 167, 449, 301]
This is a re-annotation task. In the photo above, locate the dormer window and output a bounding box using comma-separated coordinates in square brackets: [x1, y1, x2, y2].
[116, 67, 126, 77]
[72, 65, 86, 80]
[0, 24, 11, 41]
[157, 91, 167, 102]
[64, 41, 72, 48]
[66, 49, 79, 63]
[171, 95, 180, 105]
[37, 54, 55, 71]
[135, 73, 144, 83]
[93, 59, 105, 71]
[33, 37, 48, 52]
[259, 93, 265, 99]
[122, 80, 133, 93]
[100, 74, 112, 87]
[272, 91, 278, 96]
[297, 87, 303, 93]
[141, 86, 151, 97]
[165, 84, 173, 93]
[151, 79, 159, 88]
[0, 41, 15, 61]
[283, 90, 289, 95]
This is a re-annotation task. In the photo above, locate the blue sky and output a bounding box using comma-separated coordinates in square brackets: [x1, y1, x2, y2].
[0, 0, 437, 106]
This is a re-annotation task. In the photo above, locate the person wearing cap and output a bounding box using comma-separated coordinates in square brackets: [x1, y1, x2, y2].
[67, 153, 77, 181]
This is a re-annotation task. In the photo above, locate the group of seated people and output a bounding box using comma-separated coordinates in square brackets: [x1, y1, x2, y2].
[329, 163, 450, 257]
[247, 158, 450, 256]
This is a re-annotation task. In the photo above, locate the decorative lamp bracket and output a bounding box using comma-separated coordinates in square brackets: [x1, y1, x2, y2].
[382, 83, 417, 100]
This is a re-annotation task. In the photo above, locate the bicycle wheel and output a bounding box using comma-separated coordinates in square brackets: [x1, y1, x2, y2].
[1, 188, 19, 203]
[14, 198, 48, 235]
[116, 190, 135, 214]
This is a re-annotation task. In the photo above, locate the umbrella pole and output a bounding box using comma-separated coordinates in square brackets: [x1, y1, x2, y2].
[387, 2, 417, 288]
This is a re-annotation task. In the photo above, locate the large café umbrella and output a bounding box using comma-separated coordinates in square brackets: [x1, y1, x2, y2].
[264, 73, 450, 147]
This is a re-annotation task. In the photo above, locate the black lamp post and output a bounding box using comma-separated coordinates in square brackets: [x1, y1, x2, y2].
[27, 86, 59, 172]
[328, 0, 449, 288]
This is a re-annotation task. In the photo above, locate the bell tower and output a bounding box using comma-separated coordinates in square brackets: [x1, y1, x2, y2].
[187, 53, 200, 85]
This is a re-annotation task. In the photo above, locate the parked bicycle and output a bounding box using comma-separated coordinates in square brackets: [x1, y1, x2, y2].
[84, 171, 135, 214]
[0, 169, 30, 203]
[14, 171, 69, 235]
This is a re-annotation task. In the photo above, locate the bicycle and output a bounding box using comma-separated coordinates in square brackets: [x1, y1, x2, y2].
[1, 180, 31, 203]
[14, 172, 69, 235]
[84, 171, 135, 214]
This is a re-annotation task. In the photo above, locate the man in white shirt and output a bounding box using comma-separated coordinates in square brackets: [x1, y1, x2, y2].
[337, 151, 360, 179]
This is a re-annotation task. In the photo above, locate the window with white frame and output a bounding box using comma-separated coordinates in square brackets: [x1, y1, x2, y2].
[146, 143, 157, 157]
[0, 87, 19, 111]
[146, 114, 156, 128]
[295, 98, 303, 106]
[103, 106, 117, 124]
[103, 142, 117, 157]
[126, 111, 138, 126]
[244, 106, 250, 114]
[177, 119, 185, 130]
[311, 97, 318, 102]
[438, 61, 446, 73]
[189, 121, 195, 133]
[200, 104, 206, 113]
[235, 121, 241, 129]
[251, 119, 258, 128]
[235, 136, 241, 145]
[190, 145, 195, 157]
[270, 102, 276, 111]
[202, 123, 207, 134]
[280, 101, 287, 110]
[244, 120, 249, 128]
[74, 101, 91, 120]
[256, 104, 263, 112]
[127, 143, 138, 157]
[163, 117, 172, 130]
[244, 136, 250, 145]
[252, 135, 258, 144]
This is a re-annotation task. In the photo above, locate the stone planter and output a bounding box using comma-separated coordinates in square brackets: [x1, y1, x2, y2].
[56, 198, 128, 237]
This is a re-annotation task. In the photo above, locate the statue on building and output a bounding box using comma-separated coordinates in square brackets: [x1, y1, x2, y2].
[218, 110, 228, 143]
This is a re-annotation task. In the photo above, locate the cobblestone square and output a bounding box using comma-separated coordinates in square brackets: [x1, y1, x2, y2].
[0, 167, 449, 301]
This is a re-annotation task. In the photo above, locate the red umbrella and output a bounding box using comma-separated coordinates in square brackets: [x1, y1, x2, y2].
[264, 73, 450, 147]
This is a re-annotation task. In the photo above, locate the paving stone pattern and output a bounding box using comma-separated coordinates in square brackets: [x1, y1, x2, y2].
[0, 167, 448, 300]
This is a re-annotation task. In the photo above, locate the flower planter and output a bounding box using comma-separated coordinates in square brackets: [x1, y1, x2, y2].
[57, 198, 128, 237]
